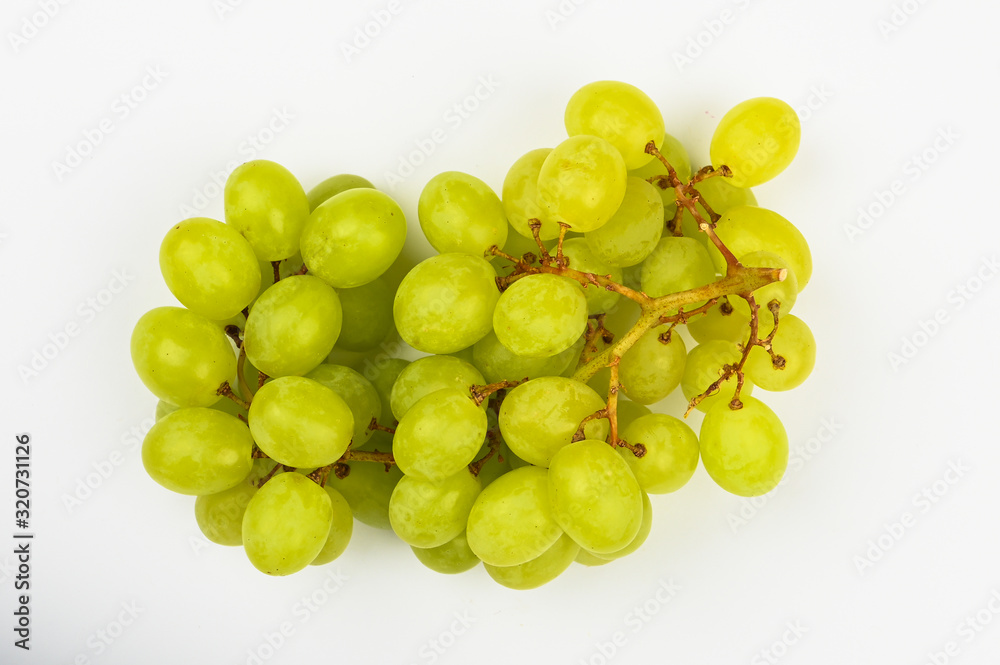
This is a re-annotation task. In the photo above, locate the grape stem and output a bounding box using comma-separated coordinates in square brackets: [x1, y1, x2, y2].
[366, 417, 396, 435]
[217, 381, 251, 410]
[470, 379, 526, 407]
[308, 465, 333, 488]
[469, 429, 501, 477]
[271, 261, 282, 284]
[340, 448, 395, 468]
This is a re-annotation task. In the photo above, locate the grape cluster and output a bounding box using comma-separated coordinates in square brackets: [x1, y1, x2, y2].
[132, 81, 815, 588]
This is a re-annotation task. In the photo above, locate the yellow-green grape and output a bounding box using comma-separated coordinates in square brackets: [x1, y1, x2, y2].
[225, 160, 309, 261]
[564, 80, 665, 170]
[411, 531, 481, 575]
[494, 274, 587, 358]
[393, 389, 487, 482]
[536, 135, 628, 232]
[700, 396, 788, 496]
[242, 473, 333, 575]
[360, 357, 409, 423]
[576, 548, 614, 567]
[502, 148, 560, 240]
[681, 340, 755, 413]
[194, 476, 259, 546]
[616, 399, 651, 433]
[590, 491, 652, 561]
[333, 277, 395, 352]
[499, 377, 608, 467]
[300, 188, 407, 288]
[393, 253, 500, 354]
[159, 217, 261, 320]
[583, 176, 664, 268]
[305, 364, 381, 448]
[419, 171, 508, 258]
[306, 174, 374, 212]
[389, 355, 484, 421]
[559, 238, 622, 315]
[620, 414, 699, 493]
[248, 376, 354, 468]
[244, 275, 342, 377]
[466, 466, 563, 567]
[618, 325, 687, 405]
[131, 307, 236, 408]
[155, 389, 246, 423]
[485, 532, 579, 590]
[327, 462, 403, 530]
[629, 132, 693, 196]
[389, 469, 481, 548]
[472, 331, 575, 384]
[687, 300, 750, 344]
[710, 206, 812, 290]
[745, 315, 816, 391]
[733, 250, 798, 321]
[710, 97, 800, 188]
[547, 439, 642, 554]
[141, 408, 253, 495]
[640, 237, 717, 305]
[676, 176, 758, 250]
[310, 486, 354, 565]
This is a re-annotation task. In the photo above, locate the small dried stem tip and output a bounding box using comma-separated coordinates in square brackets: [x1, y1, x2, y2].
[469, 430, 501, 477]
[366, 417, 397, 434]
[572, 408, 609, 443]
[470, 379, 526, 406]
[271, 261, 282, 284]
[216, 381, 251, 410]
[224, 325, 243, 347]
[308, 465, 333, 488]
[340, 448, 396, 471]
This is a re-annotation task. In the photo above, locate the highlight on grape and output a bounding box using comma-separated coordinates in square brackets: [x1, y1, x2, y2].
[131, 81, 815, 588]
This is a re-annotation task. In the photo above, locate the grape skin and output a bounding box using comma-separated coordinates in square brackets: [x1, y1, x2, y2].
[699, 396, 789, 497]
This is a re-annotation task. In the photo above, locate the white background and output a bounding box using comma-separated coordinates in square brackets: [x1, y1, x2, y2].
[1, 0, 998, 664]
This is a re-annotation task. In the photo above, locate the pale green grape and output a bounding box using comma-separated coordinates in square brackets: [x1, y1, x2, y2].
[700, 396, 788, 496]
[300, 188, 407, 288]
[745, 314, 816, 391]
[225, 160, 310, 261]
[493, 274, 587, 359]
[389, 469, 481, 548]
[142, 408, 253, 495]
[687, 300, 750, 344]
[306, 174, 374, 212]
[499, 376, 608, 467]
[393, 253, 500, 354]
[616, 399, 651, 433]
[244, 275, 342, 377]
[558, 334, 587, 378]
[547, 439, 642, 554]
[305, 364, 381, 447]
[709, 206, 812, 290]
[327, 462, 403, 530]
[584, 177, 664, 268]
[248, 376, 354, 468]
[159, 217, 261, 320]
[333, 277, 395, 352]
[242, 472, 333, 575]
[620, 414, 699, 493]
[360, 357, 409, 424]
[619, 324, 687, 405]
[419, 171, 508, 258]
[131, 307, 236, 408]
[640, 237, 717, 303]
[564, 81, 665, 170]
[502, 148, 560, 240]
[681, 340, 755, 413]
[485, 532, 579, 590]
[676, 176, 757, 250]
[733, 251, 798, 319]
[466, 466, 563, 567]
[393, 389, 487, 482]
[156, 390, 246, 423]
[537, 135, 627, 232]
[194, 477, 258, 546]
[628, 132, 693, 194]
[711, 97, 800, 188]
[575, 549, 613, 567]
[310, 486, 354, 565]
[559, 238, 622, 315]
[472, 331, 574, 384]
[389, 355, 484, 421]
[411, 531, 481, 574]
[590, 491, 652, 561]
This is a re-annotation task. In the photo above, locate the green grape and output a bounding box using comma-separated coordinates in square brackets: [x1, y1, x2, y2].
[305, 364, 381, 448]
[131, 307, 236, 408]
[361, 357, 409, 426]
[700, 396, 788, 496]
[558, 334, 587, 378]
[709, 206, 812, 290]
[681, 340, 755, 413]
[620, 414, 699, 493]
[687, 300, 750, 344]
[559, 238, 622, 315]
[536, 135, 628, 232]
[616, 399, 651, 433]
[419, 171, 508, 258]
[675, 176, 758, 250]
[327, 462, 403, 530]
[448, 345, 477, 367]
[306, 174, 374, 212]
[502, 148, 560, 240]
[248, 376, 354, 468]
[485, 532, 579, 590]
[300, 188, 407, 288]
[499, 377, 608, 467]
[242, 472, 332, 575]
[603, 296, 641, 338]
[194, 476, 258, 545]
[310, 486, 354, 565]
[494, 274, 587, 359]
[745, 314, 816, 391]
[142, 408, 253, 495]
[389, 355, 484, 421]
[244, 275, 342, 377]
[618, 325, 687, 405]
[393, 253, 500, 354]
[225, 160, 310, 261]
[333, 277, 395, 352]
[472, 331, 574, 384]
[590, 491, 652, 561]
[564, 81, 665, 170]
[732, 251, 798, 320]
[547, 439, 642, 554]
[640, 237, 717, 305]
[473, 440, 511, 488]
[501, 442, 530, 469]
[711, 97, 800, 188]
[628, 132, 693, 194]
[393, 389, 487, 482]
[156, 391, 246, 422]
[389, 469, 481, 548]
[575, 548, 613, 567]
[411, 531, 481, 575]
[583, 176, 664, 268]
[159, 217, 261, 320]
[466, 466, 563, 567]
